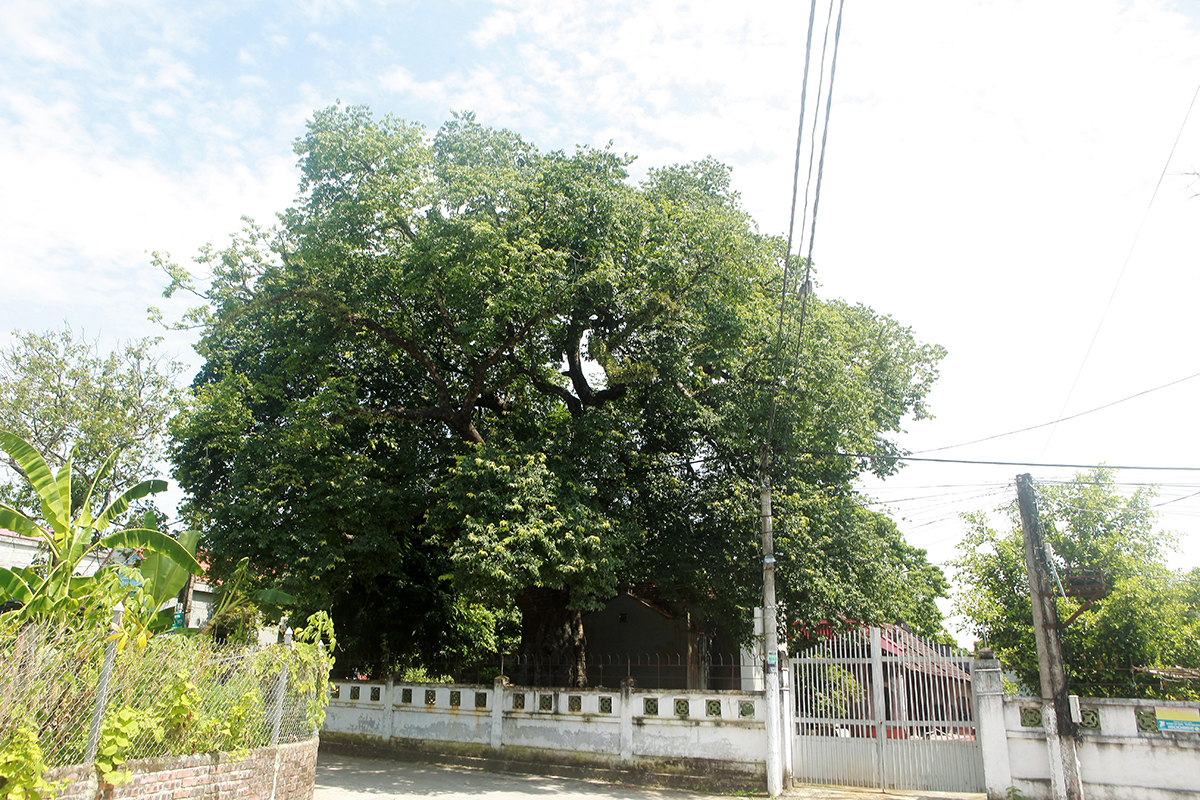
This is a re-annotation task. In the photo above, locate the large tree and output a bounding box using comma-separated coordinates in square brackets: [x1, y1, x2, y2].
[954, 468, 1200, 699]
[0, 327, 181, 520]
[166, 105, 947, 680]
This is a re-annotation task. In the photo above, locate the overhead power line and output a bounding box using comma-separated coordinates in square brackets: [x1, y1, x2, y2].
[800, 449, 1200, 472]
[1042, 81, 1200, 455]
[918, 369, 1200, 454]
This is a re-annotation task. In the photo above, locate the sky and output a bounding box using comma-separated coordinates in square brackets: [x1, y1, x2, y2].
[3, 0, 1200, 636]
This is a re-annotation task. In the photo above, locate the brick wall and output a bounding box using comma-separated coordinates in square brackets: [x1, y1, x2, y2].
[44, 735, 319, 800]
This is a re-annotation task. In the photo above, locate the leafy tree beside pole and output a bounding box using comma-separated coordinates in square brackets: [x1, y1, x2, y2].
[955, 468, 1200, 699]
[165, 105, 949, 681]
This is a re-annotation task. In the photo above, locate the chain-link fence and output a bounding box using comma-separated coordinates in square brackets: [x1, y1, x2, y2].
[0, 610, 330, 779]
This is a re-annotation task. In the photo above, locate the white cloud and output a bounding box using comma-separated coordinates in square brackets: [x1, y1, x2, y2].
[468, 9, 518, 47]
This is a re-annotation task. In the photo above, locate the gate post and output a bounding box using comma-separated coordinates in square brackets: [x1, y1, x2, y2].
[869, 626, 886, 790]
[973, 651, 1013, 800]
[781, 656, 794, 785]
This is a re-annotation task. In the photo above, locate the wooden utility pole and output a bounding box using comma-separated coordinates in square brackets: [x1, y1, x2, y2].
[1016, 473, 1085, 800]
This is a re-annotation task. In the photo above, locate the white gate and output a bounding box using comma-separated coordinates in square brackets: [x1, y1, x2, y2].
[789, 626, 984, 792]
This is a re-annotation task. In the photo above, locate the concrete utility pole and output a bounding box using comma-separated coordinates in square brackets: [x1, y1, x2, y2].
[760, 478, 784, 797]
[1016, 473, 1085, 800]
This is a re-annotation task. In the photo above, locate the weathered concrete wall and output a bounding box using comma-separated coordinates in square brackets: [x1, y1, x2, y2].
[322, 677, 767, 781]
[998, 696, 1200, 800]
[45, 735, 319, 800]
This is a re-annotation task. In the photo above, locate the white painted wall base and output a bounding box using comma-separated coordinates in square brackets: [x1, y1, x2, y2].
[322, 676, 768, 780]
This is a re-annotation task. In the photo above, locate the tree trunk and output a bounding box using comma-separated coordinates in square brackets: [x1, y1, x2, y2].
[515, 587, 587, 688]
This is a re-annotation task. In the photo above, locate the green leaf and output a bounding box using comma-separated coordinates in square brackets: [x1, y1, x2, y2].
[54, 455, 73, 526]
[97, 528, 204, 577]
[140, 528, 201, 607]
[78, 449, 121, 530]
[147, 606, 178, 633]
[249, 587, 297, 606]
[0, 567, 33, 604]
[0, 429, 67, 534]
[0, 501, 44, 540]
[93, 480, 168, 531]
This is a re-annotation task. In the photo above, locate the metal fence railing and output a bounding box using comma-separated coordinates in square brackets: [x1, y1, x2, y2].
[387, 652, 760, 691]
[0, 609, 329, 778]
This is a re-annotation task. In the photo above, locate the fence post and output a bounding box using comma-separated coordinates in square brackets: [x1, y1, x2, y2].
[84, 604, 123, 764]
[973, 651, 1013, 800]
[386, 672, 395, 742]
[317, 641, 327, 737]
[620, 677, 636, 763]
[490, 675, 508, 751]
[270, 627, 293, 746]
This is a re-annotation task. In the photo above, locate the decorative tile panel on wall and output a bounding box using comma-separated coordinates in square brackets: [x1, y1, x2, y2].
[1079, 708, 1100, 730]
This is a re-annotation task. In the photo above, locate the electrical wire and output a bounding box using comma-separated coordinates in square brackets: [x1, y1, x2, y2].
[763, 0, 821, 473]
[918, 369, 1200, 454]
[1041, 81, 1200, 455]
[799, 449, 1200, 472]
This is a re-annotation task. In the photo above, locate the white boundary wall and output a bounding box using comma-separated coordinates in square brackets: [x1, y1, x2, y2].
[974, 657, 1200, 800]
[322, 677, 767, 778]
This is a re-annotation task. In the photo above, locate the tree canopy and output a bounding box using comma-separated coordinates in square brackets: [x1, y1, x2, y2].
[165, 105, 948, 679]
[954, 468, 1200, 699]
[0, 327, 181, 522]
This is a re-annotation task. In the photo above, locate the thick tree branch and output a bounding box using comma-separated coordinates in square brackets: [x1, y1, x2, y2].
[514, 359, 584, 417]
[564, 321, 597, 405]
[345, 313, 453, 409]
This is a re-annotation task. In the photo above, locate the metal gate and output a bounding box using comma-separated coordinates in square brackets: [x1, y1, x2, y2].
[789, 626, 984, 792]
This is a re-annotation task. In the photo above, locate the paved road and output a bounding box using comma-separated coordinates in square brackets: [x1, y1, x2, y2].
[313, 752, 982, 800]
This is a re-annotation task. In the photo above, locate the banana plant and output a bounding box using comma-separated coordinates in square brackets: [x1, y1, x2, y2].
[0, 430, 203, 621]
[108, 514, 205, 634]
